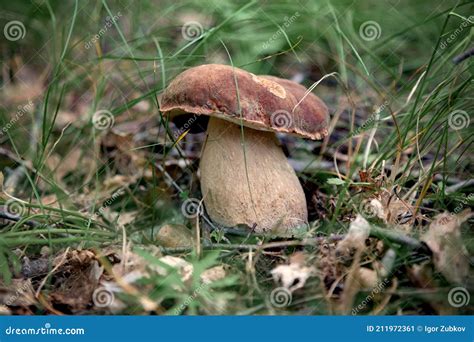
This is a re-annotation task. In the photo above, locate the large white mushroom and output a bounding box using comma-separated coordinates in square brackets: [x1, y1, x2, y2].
[160, 64, 329, 236]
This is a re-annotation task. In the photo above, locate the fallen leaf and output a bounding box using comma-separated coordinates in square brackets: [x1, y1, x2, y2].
[336, 215, 371, 263]
[155, 224, 194, 248]
[201, 265, 227, 284]
[103, 175, 134, 190]
[117, 211, 138, 227]
[0, 279, 36, 307]
[357, 267, 378, 289]
[155, 256, 194, 283]
[421, 210, 471, 284]
[271, 252, 315, 291]
[363, 190, 416, 231]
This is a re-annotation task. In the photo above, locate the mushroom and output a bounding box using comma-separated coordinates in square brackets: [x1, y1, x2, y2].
[160, 64, 329, 236]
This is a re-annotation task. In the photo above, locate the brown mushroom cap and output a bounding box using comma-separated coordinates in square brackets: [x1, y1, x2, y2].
[160, 64, 329, 140]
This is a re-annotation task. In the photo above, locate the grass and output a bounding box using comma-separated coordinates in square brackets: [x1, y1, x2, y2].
[0, 0, 472, 315]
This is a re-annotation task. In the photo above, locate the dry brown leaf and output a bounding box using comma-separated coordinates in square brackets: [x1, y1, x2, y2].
[155, 256, 194, 284]
[99, 208, 137, 227]
[367, 191, 415, 231]
[103, 175, 134, 190]
[421, 210, 471, 284]
[100, 130, 148, 176]
[54, 110, 83, 129]
[335, 250, 362, 314]
[32, 194, 60, 208]
[336, 215, 371, 263]
[55, 148, 83, 180]
[102, 248, 158, 312]
[0, 305, 11, 315]
[29, 249, 102, 312]
[154, 256, 228, 287]
[2, 76, 43, 106]
[271, 252, 315, 292]
[407, 262, 434, 289]
[385, 198, 414, 230]
[155, 224, 194, 248]
[0, 279, 36, 307]
[117, 211, 138, 227]
[357, 267, 378, 289]
[201, 265, 227, 284]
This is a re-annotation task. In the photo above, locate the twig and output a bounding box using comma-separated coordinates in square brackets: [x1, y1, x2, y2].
[0, 147, 30, 166]
[444, 179, 474, 194]
[160, 224, 432, 258]
[195, 205, 202, 258]
[369, 226, 430, 253]
[159, 235, 344, 254]
[0, 208, 40, 228]
[452, 46, 474, 64]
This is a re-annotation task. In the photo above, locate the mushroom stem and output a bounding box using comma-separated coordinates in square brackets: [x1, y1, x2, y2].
[200, 117, 308, 235]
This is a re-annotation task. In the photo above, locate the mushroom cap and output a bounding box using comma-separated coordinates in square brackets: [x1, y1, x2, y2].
[160, 64, 329, 140]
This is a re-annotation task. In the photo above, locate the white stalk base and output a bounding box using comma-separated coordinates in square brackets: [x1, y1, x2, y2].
[200, 117, 308, 235]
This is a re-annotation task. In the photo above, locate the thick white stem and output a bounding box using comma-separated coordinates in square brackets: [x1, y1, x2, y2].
[200, 117, 308, 235]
